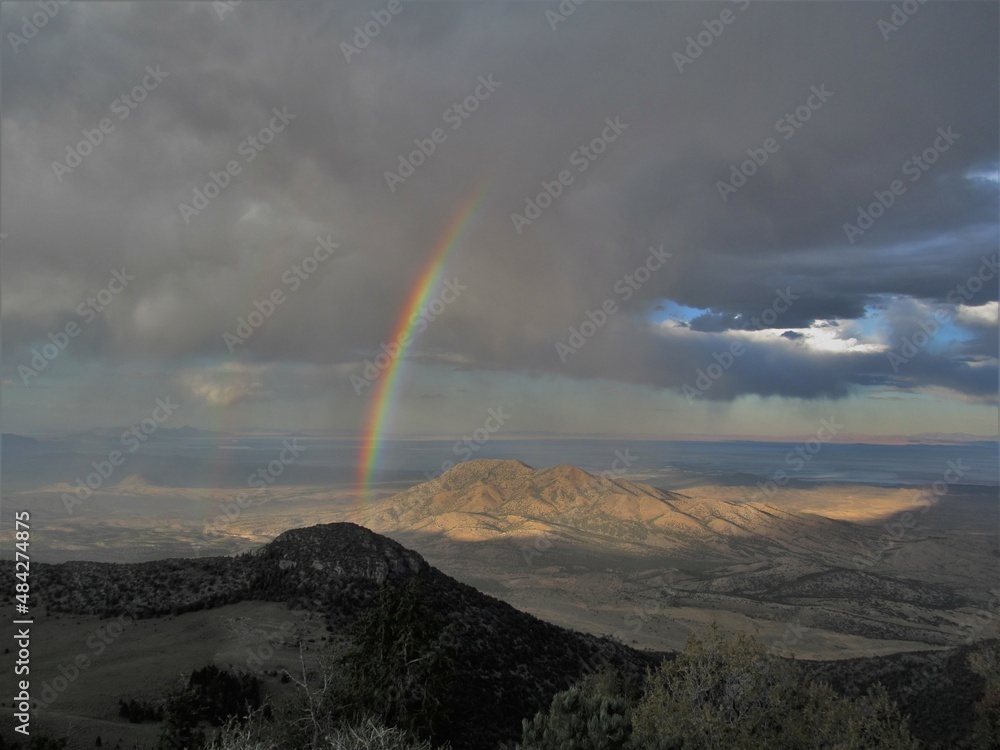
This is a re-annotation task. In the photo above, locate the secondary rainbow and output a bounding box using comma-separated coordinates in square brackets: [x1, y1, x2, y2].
[356, 182, 487, 503]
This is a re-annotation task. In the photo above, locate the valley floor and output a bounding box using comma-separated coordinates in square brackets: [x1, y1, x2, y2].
[3, 472, 996, 660]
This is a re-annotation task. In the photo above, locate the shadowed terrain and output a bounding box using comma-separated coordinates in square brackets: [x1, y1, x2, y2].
[1, 520, 993, 750]
[345, 460, 998, 657]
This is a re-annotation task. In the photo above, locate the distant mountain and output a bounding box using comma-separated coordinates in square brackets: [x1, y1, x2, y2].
[822, 432, 999, 445]
[73, 425, 232, 441]
[355, 459, 873, 565]
[1, 433, 46, 451]
[0, 433, 63, 466]
[347, 460, 987, 657]
[905, 432, 1000, 445]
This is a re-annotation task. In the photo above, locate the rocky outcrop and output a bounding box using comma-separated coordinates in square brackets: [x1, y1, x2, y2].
[261, 522, 428, 584]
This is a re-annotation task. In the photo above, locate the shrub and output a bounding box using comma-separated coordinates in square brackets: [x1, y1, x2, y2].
[969, 637, 1000, 750]
[118, 697, 163, 723]
[323, 717, 444, 750]
[338, 580, 454, 745]
[208, 709, 443, 750]
[519, 669, 634, 750]
[630, 624, 919, 750]
[159, 665, 263, 749]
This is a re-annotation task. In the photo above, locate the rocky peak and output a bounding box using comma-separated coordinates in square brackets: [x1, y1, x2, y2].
[261, 522, 428, 584]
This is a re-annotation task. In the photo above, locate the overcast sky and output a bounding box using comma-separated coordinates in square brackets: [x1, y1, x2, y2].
[1, 0, 997, 439]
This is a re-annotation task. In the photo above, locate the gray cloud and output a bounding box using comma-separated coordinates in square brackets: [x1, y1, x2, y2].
[1, 0, 996, 422]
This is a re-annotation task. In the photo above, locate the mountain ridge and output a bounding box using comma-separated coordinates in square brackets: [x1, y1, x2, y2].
[343, 459, 985, 658]
[355, 458, 869, 563]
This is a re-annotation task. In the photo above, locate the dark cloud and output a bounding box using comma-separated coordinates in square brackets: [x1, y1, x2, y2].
[1, 0, 996, 417]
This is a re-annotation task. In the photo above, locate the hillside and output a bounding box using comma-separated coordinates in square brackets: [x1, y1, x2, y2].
[346, 460, 989, 657]
[2, 523, 653, 750]
[1, 521, 990, 749]
[357, 459, 876, 561]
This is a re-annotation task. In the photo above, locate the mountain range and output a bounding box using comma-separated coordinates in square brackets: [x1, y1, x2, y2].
[346, 460, 995, 657]
[2, 516, 989, 749]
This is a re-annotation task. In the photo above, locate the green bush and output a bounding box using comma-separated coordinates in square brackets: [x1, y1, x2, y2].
[630, 624, 919, 750]
[969, 637, 1000, 750]
[519, 669, 634, 750]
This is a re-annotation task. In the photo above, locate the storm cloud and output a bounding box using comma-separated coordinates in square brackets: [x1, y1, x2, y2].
[1, 0, 996, 435]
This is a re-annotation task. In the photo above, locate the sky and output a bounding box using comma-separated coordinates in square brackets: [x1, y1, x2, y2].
[1, 0, 998, 440]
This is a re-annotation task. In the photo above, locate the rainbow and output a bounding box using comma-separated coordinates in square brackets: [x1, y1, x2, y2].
[356, 183, 488, 503]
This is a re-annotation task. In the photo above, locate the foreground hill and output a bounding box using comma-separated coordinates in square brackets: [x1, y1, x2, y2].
[1, 521, 991, 749]
[4, 523, 653, 750]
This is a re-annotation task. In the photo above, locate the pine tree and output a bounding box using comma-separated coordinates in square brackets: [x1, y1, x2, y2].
[340, 579, 455, 744]
[520, 669, 635, 750]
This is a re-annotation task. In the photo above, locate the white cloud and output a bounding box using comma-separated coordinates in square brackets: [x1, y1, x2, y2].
[656, 319, 886, 354]
[181, 363, 271, 407]
[955, 301, 999, 327]
[742, 326, 885, 354]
